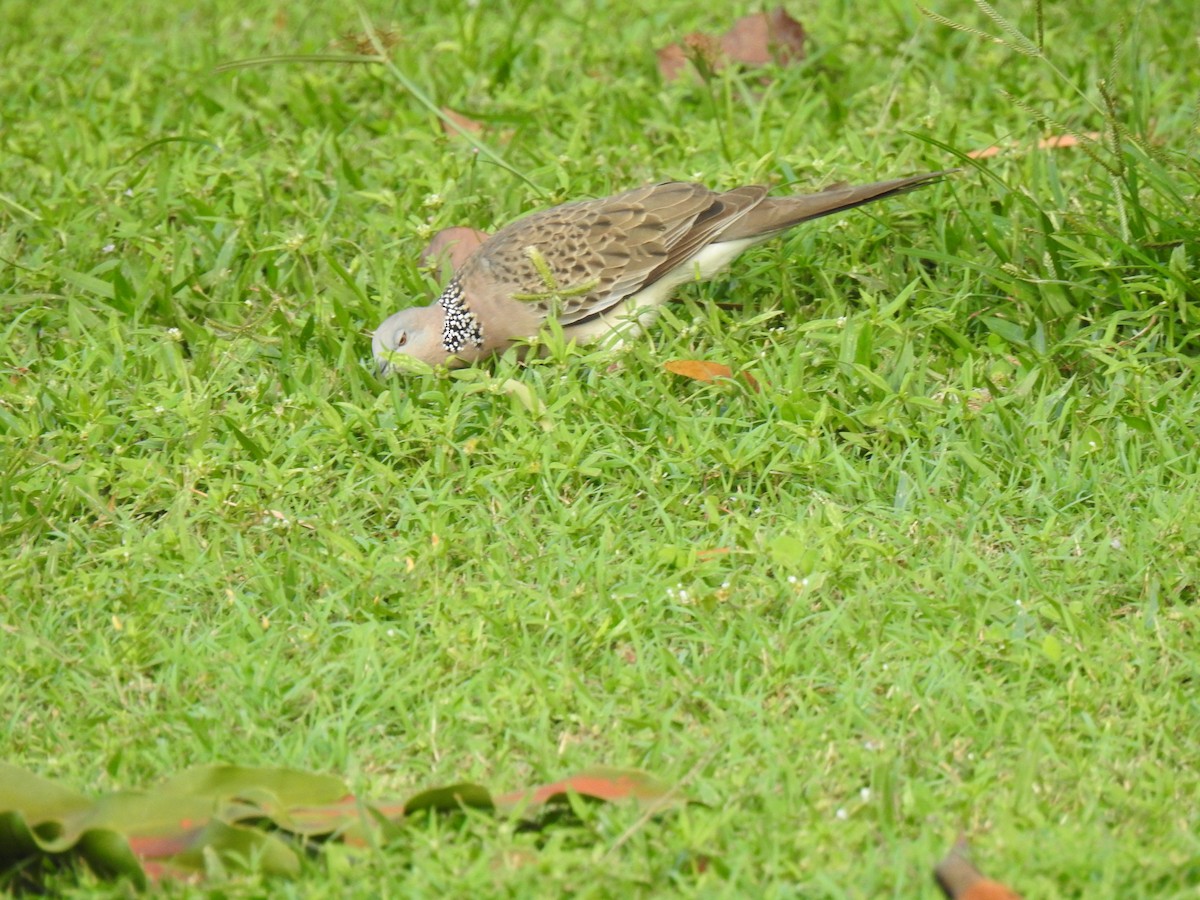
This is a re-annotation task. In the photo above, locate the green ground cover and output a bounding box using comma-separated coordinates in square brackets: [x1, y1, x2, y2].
[2, 0, 1198, 894]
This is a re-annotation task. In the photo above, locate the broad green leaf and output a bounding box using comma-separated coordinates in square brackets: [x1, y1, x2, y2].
[0, 764, 686, 888]
[402, 783, 495, 817]
[0, 762, 92, 823]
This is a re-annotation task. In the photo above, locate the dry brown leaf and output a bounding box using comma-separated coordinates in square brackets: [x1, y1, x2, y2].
[721, 7, 806, 67]
[664, 359, 761, 392]
[656, 44, 689, 81]
[420, 227, 490, 272]
[658, 6, 806, 82]
[439, 107, 485, 137]
[664, 359, 734, 382]
[967, 131, 1101, 159]
[684, 32, 723, 78]
[1036, 133, 1098, 149]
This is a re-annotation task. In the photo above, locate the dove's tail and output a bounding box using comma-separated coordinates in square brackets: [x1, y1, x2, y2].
[723, 170, 956, 241]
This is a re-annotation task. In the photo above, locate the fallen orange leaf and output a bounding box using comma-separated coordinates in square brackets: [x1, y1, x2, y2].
[967, 132, 1100, 159]
[658, 6, 807, 81]
[0, 763, 686, 889]
[664, 359, 761, 391]
[664, 359, 734, 382]
[439, 107, 484, 137]
[656, 44, 690, 81]
[720, 6, 806, 67]
[496, 769, 673, 810]
[1036, 133, 1096, 149]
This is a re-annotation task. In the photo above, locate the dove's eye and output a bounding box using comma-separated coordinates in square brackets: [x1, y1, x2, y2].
[395, 331, 408, 348]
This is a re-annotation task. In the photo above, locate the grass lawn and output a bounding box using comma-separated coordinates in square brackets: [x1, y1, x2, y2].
[2, 0, 1199, 895]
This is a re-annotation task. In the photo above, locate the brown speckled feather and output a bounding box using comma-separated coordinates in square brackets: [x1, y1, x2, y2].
[459, 182, 766, 325]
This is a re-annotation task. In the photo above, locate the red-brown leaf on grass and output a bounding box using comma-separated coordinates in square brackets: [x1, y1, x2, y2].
[664, 359, 733, 381]
[656, 43, 690, 82]
[664, 359, 761, 392]
[967, 131, 1101, 159]
[438, 107, 516, 146]
[495, 768, 678, 813]
[738, 369, 761, 392]
[1036, 133, 1098, 149]
[658, 7, 807, 81]
[127, 816, 300, 879]
[721, 7, 806, 67]
[934, 837, 1022, 900]
[439, 106, 484, 137]
[420, 226, 490, 272]
[966, 145, 1002, 159]
[0, 763, 689, 889]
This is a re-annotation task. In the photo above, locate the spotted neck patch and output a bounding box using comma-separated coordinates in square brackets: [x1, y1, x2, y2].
[438, 278, 484, 353]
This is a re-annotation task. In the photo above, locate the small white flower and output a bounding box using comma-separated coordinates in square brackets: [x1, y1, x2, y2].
[166, 327, 182, 340]
[836, 316, 847, 328]
[835, 807, 848, 820]
[787, 575, 797, 584]
[102, 243, 116, 253]
[860, 788, 871, 802]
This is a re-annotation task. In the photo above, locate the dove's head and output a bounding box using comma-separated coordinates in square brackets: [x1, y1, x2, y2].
[372, 305, 452, 374]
